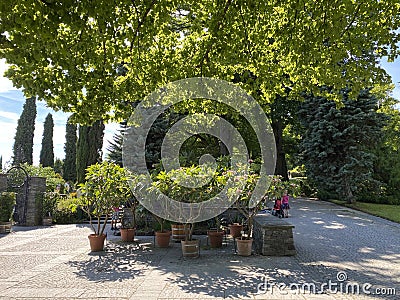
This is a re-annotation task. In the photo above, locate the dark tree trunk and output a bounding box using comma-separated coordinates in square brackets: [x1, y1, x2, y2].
[272, 119, 289, 181]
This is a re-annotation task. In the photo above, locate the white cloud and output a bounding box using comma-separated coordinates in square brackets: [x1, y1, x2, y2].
[0, 59, 17, 92]
[0, 121, 17, 165]
[0, 111, 19, 121]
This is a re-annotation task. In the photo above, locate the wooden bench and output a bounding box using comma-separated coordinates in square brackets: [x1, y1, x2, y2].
[253, 214, 296, 256]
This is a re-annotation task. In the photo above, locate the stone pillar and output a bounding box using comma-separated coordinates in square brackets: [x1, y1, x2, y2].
[25, 176, 46, 226]
[253, 214, 296, 256]
[0, 174, 7, 193]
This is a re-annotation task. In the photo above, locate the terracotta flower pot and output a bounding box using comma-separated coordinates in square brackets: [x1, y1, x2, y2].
[120, 228, 135, 242]
[207, 230, 224, 248]
[181, 240, 199, 258]
[155, 231, 171, 248]
[88, 234, 106, 252]
[229, 223, 243, 238]
[236, 238, 253, 256]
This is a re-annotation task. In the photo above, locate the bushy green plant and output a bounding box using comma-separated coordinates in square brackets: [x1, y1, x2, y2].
[75, 161, 132, 236]
[0, 192, 16, 222]
[53, 194, 83, 224]
[150, 164, 231, 239]
[42, 192, 63, 218]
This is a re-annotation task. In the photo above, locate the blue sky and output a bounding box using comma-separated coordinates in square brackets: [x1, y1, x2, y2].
[0, 58, 399, 168]
[0, 59, 118, 167]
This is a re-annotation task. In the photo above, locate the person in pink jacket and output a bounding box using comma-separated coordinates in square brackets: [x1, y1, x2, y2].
[281, 190, 290, 218]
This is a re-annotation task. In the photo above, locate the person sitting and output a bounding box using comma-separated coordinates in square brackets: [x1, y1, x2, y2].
[272, 198, 283, 217]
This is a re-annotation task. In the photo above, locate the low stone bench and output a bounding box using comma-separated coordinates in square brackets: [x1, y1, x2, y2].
[253, 214, 296, 256]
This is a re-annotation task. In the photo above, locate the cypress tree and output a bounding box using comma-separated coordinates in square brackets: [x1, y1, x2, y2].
[53, 158, 64, 176]
[76, 120, 105, 183]
[39, 113, 54, 167]
[63, 117, 77, 182]
[0, 156, 2, 170]
[13, 97, 37, 165]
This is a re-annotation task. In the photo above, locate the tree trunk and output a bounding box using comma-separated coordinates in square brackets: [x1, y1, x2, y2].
[344, 178, 355, 204]
[272, 120, 289, 181]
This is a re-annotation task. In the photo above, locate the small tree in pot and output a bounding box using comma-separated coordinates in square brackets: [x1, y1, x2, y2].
[150, 164, 229, 257]
[77, 161, 131, 251]
[120, 196, 138, 242]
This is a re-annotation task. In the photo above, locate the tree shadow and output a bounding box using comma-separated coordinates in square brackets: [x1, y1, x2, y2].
[67, 238, 156, 282]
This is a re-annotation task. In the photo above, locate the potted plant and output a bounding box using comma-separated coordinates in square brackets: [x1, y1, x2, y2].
[234, 174, 289, 256]
[228, 217, 244, 239]
[150, 165, 224, 257]
[0, 192, 15, 234]
[120, 197, 138, 242]
[153, 214, 171, 248]
[76, 161, 132, 252]
[42, 192, 59, 226]
[233, 172, 266, 256]
[207, 216, 224, 248]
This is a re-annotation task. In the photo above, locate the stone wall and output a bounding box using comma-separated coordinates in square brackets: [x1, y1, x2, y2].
[253, 214, 296, 256]
[25, 176, 46, 226]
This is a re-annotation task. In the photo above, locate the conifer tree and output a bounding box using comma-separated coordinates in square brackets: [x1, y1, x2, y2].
[300, 89, 386, 203]
[76, 120, 104, 183]
[13, 97, 36, 165]
[39, 113, 54, 167]
[63, 117, 77, 182]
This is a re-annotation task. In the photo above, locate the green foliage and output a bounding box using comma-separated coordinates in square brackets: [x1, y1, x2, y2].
[360, 94, 400, 204]
[299, 89, 387, 203]
[63, 117, 77, 182]
[13, 97, 36, 165]
[150, 164, 229, 204]
[0, 192, 15, 222]
[1, 1, 399, 123]
[106, 122, 127, 167]
[75, 161, 132, 235]
[76, 120, 104, 183]
[53, 158, 63, 176]
[39, 113, 54, 167]
[52, 193, 83, 224]
[148, 160, 300, 238]
[42, 192, 60, 218]
[18, 163, 65, 192]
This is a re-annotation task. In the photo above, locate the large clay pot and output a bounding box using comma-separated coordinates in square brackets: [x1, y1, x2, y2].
[236, 238, 253, 256]
[171, 224, 190, 241]
[88, 234, 106, 252]
[181, 240, 199, 258]
[120, 228, 135, 242]
[155, 231, 171, 248]
[207, 230, 224, 248]
[229, 223, 243, 238]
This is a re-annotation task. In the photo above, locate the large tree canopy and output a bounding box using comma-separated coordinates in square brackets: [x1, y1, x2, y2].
[0, 1, 399, 123]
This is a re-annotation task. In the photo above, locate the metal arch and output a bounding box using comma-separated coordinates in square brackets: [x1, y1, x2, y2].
[6, 166, 30, 189]
[6, 166, 30, 225]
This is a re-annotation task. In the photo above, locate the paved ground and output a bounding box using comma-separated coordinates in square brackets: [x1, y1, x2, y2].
[0, 198, 399, 300]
